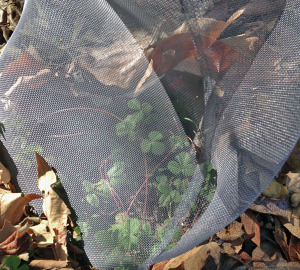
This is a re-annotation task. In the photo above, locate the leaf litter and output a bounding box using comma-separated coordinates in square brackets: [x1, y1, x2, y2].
[0, 0, 299, 269]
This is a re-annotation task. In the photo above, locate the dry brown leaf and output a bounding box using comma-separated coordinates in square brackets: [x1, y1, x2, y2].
[216, 221, 244, 241]
[135, 59, 153, 93]
[280, 215, 300, 239]
[222, 242, 235, 255]
[0, 225, 30, 255]
[28, 221, 53, 248]
[231, 238, 244, 254]
[78, 41, 146, 89]
[0, 161, 10, 184]
[162, 242, 220, 270]
[262, 180, 289, 199]
[0, 193, 28, 228]
[286, 172, 300, 194]
[35, 152, 71, 261]
[152, 260, 169, 270]
[240, 210, 261, 246]
[29, 260, 70, 269]
[239, 251, 252, 263]
[289, 235, 300, 262]
[274, 217, 290, 261]
[252, 246, 277, 262]
[249, 200, 292, 219]
[0, 220, 16, 242]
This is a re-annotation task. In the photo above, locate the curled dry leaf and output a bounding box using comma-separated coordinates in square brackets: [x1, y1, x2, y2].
[274, 217, 290, 261]
[78, 42, 146, 89]
[279, 215, 300, 239]
[0, 222, 31, 255]
[240, 210, 261, 246]
[0, 220, 16, 242]
[289, 235, 300, 262]
[35, 152, 71, 261]
[216, 221, 244, 241]
[0, 193, 36, 228]
[161, 242, 220, 270]
[0, 161, 10, 184]
[262, 179, 289, 199]
[249, 200, 292, 219]
[28, 221, 54, 248]
[286, 172, 300, 194]
[29, 260, 70, 269]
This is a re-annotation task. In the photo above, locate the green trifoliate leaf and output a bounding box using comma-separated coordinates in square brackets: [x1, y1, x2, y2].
[148, 131, 163, 141]
[128, 98, 141, 110]
[86, 194, 100, 206]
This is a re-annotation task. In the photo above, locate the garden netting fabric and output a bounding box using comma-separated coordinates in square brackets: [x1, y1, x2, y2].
[0, 0, 299, 269]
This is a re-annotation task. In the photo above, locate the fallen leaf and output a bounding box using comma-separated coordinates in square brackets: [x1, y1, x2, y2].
[289, 235, 300, 262]
[162, 242, 220, 270]
[151, 260, 168, 270]
[274, 217, 290, 261]
[252, 246, 277, 262]
[29, 260, 70, 269]
[35, 152, 71, 261]
[239, 251, 252, 263]
[249, 200, 292, 219]
[78, 41, 146, 89]
[280, 215, 300, 239]
[0, 223, 31, 255]
[286, 172, 300, 194]
[262, 180, 289, 199]
[216, 221, 244, 241]
[241, 210, 261, 246]
[0, 161, 10, 184]
[0, 193, 28, 227]
[0, 220, 16, 241]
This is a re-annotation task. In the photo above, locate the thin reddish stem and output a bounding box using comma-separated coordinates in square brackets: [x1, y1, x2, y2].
[149, 218, 171, 246]
[103, 160, 125, 214]
[125, 147, 174, 218]
[40, 107, 123, 122]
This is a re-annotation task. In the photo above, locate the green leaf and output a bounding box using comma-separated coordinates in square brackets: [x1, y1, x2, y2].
[151, 141, 166, 155]
[169, 136, 189, 150]
[141, 103, 152, 114]
[176, 152, 192, 166]
[167, 161, 181, 175]
[132, 111, 144, 122]
[128, 99, 141, 110]
[156, 175, 168, 183]
[4, 256, 21, 270]
[158, 182, 171, 194]
[17, 265, 29, 270]
[141, 139, 151, 153]
[83, 180, 94, 193]
[107, 162, 125, 178]
[86, 194, 100, 207]
[148, 131, 163, 141]
[129, 218, 140, 235]
[182, 164, 195, 177]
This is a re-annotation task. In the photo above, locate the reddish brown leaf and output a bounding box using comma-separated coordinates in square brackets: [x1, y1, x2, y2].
[274, 217, 290, 261]
[239, 251, 252, 263]
[24, 193, 43, 201]
[0, 229, 29, 255]
[289, 235, 300, 262]
[216, 221, 244, 241]
[240, 210, 261, 247]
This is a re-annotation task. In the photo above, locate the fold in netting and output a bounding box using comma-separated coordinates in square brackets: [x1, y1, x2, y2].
[0, 0, 299, 269]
